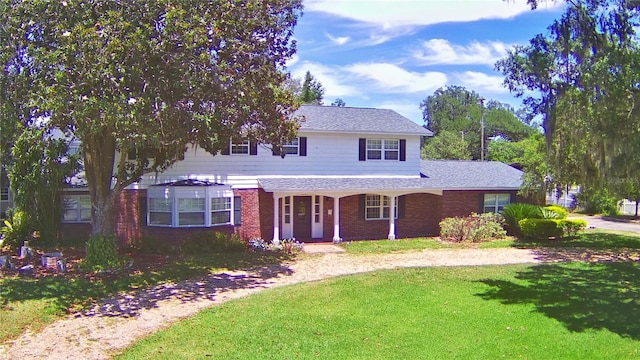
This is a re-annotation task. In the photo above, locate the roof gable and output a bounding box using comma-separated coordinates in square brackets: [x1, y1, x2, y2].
[295, 105, 432, 136]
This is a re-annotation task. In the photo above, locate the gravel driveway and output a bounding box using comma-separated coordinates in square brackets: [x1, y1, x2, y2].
[1, 247, 541, 360]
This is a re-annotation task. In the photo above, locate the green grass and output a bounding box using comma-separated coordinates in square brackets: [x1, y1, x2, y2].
[0, 251, 293, 343]
[514, 229, 640, 250]
[339, 237, 517, 254]
[116, 263, 640, 359]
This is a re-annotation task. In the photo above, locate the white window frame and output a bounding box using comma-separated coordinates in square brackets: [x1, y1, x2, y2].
[147, 186, 235, 228]
[365, 194, 397, 220]
[0, 187, 8, 202]
[231, 140, 250, 155]
[62, 194, 92, 223]
[178, 198, 206, 227]
[484, 193, 511, 213]
[282, 138, 300, 155]
[149, 197, 173, 227]
[366, 139, 399, 160]
[211, 197, 232, 226]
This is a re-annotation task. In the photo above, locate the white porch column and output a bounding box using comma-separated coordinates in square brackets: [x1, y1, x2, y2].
[272, 194, 280, 243]
[332, 196, 341, 242]
[388, 195, 396, 240]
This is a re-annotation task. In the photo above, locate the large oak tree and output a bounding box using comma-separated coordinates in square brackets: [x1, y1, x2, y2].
[0, 0, 303, 236]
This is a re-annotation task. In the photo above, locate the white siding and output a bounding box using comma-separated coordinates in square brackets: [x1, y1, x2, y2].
[132, 131, 424, 189]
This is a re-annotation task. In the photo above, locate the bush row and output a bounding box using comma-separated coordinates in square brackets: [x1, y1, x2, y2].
[518, 218, 587, 240]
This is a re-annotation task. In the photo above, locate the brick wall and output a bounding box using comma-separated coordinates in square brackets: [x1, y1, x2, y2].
[441, 190, 518, 219]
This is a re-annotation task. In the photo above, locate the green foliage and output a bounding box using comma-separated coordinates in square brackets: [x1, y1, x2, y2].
[420, 85, 535, 160]
[131, 235, 179, 255]
[518, 218, 563, 240]
[559, 219, 587, 236]
[421, 130, 472, 160]
[0, 210, 32, 250]
[299, 71, 325, 105]
[497, 1, 640, 194]
[573, 188, 619, 216]
[544, 205, 568, 219]
[539, 208, 560, 219]
[83, 234, 125, 271]
[8, 128, 80, 244]
[0, 0, 302, 236]
[439, 213, 506, 243]
[500, 203, 542, 234]
[182, 232, 246, 254]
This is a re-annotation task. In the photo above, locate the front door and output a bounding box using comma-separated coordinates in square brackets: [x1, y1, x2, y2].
[293, 196, 312, 239]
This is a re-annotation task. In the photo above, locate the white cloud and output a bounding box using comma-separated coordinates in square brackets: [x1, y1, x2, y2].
[325, 33, 350, 45]
[455, 71, 508, 93]
[345, 63, 447, 93]
[304, 0, 562, 28]
[285, 54, 300, 68]
[413, 39, 512, 66]
[291, 62, 362, 98]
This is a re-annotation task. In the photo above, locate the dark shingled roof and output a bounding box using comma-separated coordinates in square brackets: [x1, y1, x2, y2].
[420, 160, 523, 189]
[153, 179, 225, 187]
[258, 161, 523, 192]
[295, 105, 432, 136]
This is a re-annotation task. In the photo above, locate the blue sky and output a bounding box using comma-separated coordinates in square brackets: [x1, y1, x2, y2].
[286, 0, 566, 124]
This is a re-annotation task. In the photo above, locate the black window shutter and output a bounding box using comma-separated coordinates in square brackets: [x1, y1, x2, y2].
[399, 139, 406, 161]
[398, 195, 406, 219]
[358, 194, 366, 220]
[221, 142, 230, 155]
[234, 196, 242, 225]
[510, 192, 517, 204]
[359, 138, 366, 161]
[249, 141, 258, 156]
[479, 193, 486, 213]
[299, 137, 307, 156]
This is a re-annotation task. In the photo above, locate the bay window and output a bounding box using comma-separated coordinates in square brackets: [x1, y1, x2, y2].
[147, 183, 236, 227]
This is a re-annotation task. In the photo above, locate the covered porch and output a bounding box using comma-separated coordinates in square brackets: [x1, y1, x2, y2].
[258, 178, 442, 242]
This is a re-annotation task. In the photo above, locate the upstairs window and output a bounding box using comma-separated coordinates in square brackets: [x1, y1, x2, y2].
[0, 187, 8, 201]
[231, 140, 250, 155]
[360, 138, 405, 161]
[62, 194, 91, 223]
[282, 138, 300, 155]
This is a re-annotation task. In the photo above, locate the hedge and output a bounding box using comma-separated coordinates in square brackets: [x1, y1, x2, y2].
[519, 218, 587, 240]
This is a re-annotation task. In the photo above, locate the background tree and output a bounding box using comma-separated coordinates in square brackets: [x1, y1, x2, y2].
[497, 0, 640, 206]
[0, 0, 303, 237]
[331, 98, 346, 107]
[299, 71, 325, 105]
[420, 85, 535, 160]
[421, 130, 471, 160]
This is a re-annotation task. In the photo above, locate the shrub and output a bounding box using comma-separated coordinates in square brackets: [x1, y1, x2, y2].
[131, 235, 179, 255]
[83, 234, 126, 271]
[559, 219, 587, 236]
[440, 213, 506, 243]
[182, 231, 246, 254]
[518, 219, 563, 240]
[543, 205, 568, 219]
[539, 208, 560, 219]
[573, 188, 618, 215]
[279, 238, 304, 254]
[0, 210, 33, 250]
[500, 203, 542, 235]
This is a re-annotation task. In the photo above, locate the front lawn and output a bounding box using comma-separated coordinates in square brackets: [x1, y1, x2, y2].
[0, 251, 293, 344]
[338, 236, 517, 254]
[116, 263, 640, 359]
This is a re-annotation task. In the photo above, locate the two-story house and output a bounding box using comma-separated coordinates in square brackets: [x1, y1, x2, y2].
[59, 105, 523, 245]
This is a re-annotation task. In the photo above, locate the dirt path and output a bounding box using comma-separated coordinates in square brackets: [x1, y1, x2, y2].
[1, 248, 540, 360]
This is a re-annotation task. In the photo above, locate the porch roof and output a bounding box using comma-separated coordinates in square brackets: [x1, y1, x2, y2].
[258, 177, 435, 193]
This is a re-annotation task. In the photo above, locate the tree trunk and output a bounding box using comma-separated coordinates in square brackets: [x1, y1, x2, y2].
[83, 132, 117, 236]
[635, 198, 639, 218]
